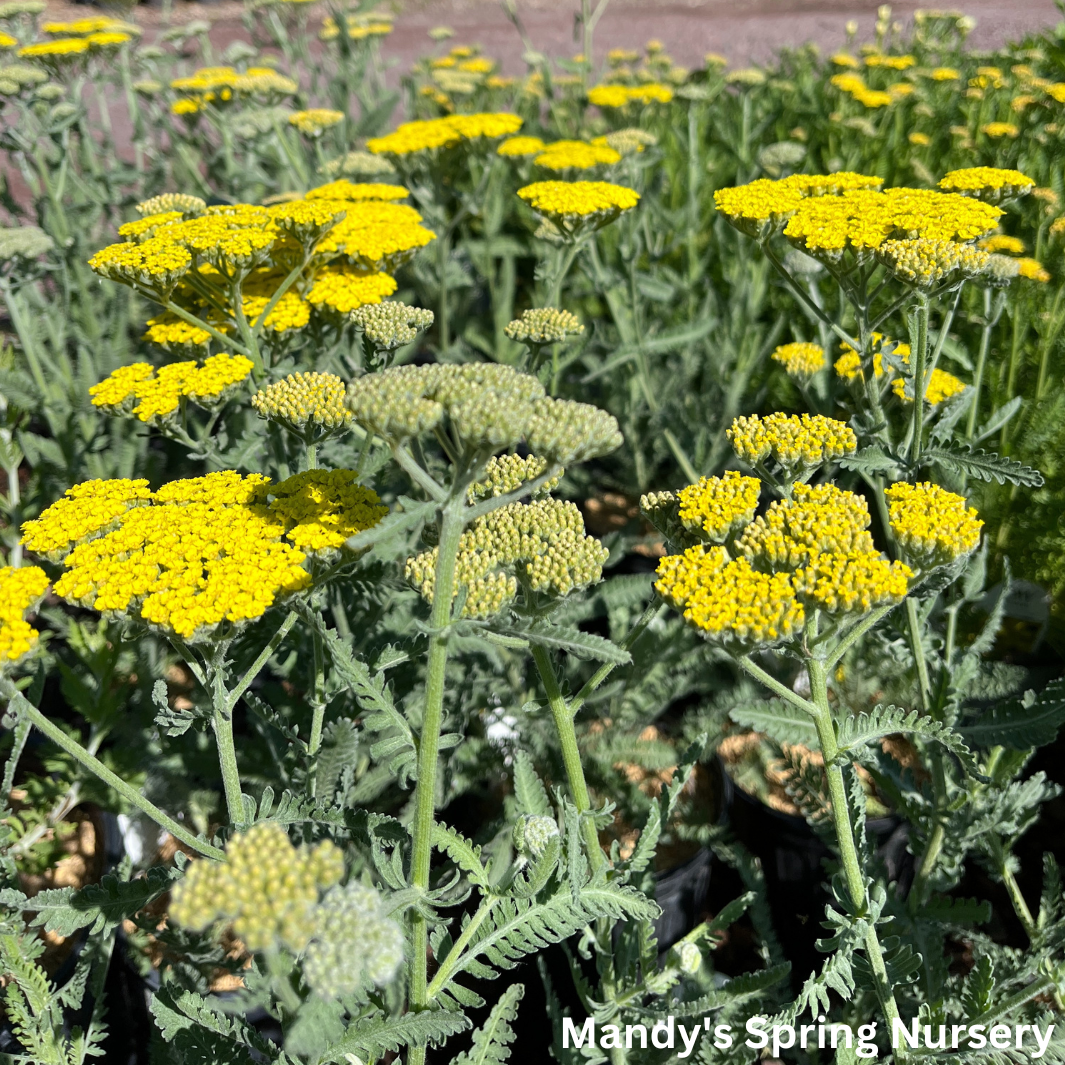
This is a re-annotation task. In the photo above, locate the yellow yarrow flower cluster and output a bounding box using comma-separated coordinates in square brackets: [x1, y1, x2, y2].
[771, 341, 827, 378]
[885, 480, 982, 568]
[0, 565, 49, 665]
[18, 37, 89, 59]
[320, 13, 393, 41]
[875, 237, 990, 287]
[21, 478, 153, 560]
[587, 82, 673, 107]
[534, 140, 621, 171]
[864, 53, 916, 69]
[143, 313, 214, 355]
[835, 336, 965, 405]
[41, 17, 136, 34]
[288, 108, 344, 135]
[674, 471, 761, 542]
[655, 545, 805, 646]
[88, 239, 191, 296]
[268, 469, 388, 555]
[830, 71, 895, 108]
[497, 135, 546, 157]
[366, 112, 522, 155]
[790, 550, 912, 614]
[891, 366, 967, 405]
[406, 498, 608, 618]
[169, 822, 343, 952]
[783, 188, 1002, 261]
[306, 265, 396, 316]
[939, 166, 1035, 204]
[517, 181, 639, 238]
[170, 65, 298, 98]
[252, 372, 352, 434]
[979, 234, 1026, 254]
[726, 412, 857, 471]
[89, 355, 253, 423]
[238, 273, 311, 334]
[23, 472, 385, 639]
[713, 172, 883, 237]
[305, 180, 409, 202]
[311, 200, 435, 273]
[980, 122, 1019, 139]
[1017, 257, 1051, 282]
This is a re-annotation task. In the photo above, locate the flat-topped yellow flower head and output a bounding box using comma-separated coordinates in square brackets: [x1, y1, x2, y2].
[23, 472, 385, 640]
[306, 266, 396, 317]
[771, 341, 827, 378]
[727, 412, 857, 474]
[0, 565, 49, 666]
[517, 180, 639, 238]
[252, 371, 352, 435]
[939, 167, 1035, 204]
[366, 112, 521, 155]
[655, 545, 805, 647]
[675, 471, 761, 542]
[533, 139, 621, 171]
[736, 482, 874, 569]
[885, 481, 982, 569]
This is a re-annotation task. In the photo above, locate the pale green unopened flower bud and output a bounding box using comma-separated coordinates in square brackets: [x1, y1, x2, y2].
[320, 150, 396, 178]
[428, 25, 454, 40]
[406, 498, 608, 618]
[677, 940, 702, 974]
[504, 307, 584, 347]
[758, 140, 806, 176]
[169, 822, 344, 953]
[34, 83, 63, 101]
[0, 225, 52, 263]
[983, 253, 1021, 286]
[601, 128, 657, 156]
[0, 0, 45, 16]
[513, 813, 559, 857]
[302, 882, 404, 998]
[252, 372, 352, 435]
[136, 192, 206, 218]
[468, 454, 562, 502]
[347, 363, 621, 464]
[875, 238, 990, 288]
[132, 79, 162, 96]
[0, 63, 46, 89]
[230, 106, 293, 141]
[351, 301, 434, 361]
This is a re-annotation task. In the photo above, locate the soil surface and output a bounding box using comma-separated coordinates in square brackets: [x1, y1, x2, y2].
[38, 0, 1065, 71]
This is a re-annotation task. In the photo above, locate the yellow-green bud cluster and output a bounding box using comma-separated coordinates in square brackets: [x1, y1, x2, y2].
[983, 253, 1022, 285]
[350, 301, 434, 353]
[771, 341, 827, 378]
[347, 363, 622, 464]
[875, 237, 990, 288]
[467, 454, 562, 501]
[252, 372, 352, 434]
[504, 307, 584, 347]
[406, 498, 608, 618]
[0, 225, 52, 263]
[598, 128, 658, 155]
[675, 471, 761, 542]
[727, 412, 857, 472]
[135, 192, 206, 217]
[320, 150, 397, 178]
[169, 822, 344, 952]
[884, 480, 983, 569]
[513, 813, 559, 857]
[302, 881, 404, 998]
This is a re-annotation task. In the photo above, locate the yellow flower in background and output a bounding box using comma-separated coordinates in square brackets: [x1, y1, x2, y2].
[908, 132, 931, 146]
[517, 180, 639, 235]
[533, 140, 621, 171]
[307, 266, 396, 315]
[498, 135, 546, 157]
[366, 112, 522, 155]
[587, 82, 673, 108]
[771, 341, 827, 377]
[891, 367, 967, 405]
[305, 180, 409, 202]
[864, 53, 915, 69]
[979, 234, 1025, 254]
[980, 121, 1019, 138]
[727, 412, 857, 469]
[0, 566, 50, 665]
[1017, 257, 1051, 282]
[289, 108, 345, 135]
[931, 67, 960, 80]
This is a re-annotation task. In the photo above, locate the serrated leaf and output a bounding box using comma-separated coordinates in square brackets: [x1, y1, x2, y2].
[729, 698, 818, 746]
[837, 705, 981, 775]
[838, 446, 902, 475]
[512, 750, 551, 818]
[451, 983, 524, 1065]
[491, 620, 631, 664]
[961, 678, 1065, 749]
[433, 823, 491, 889]
[923, 444, 1044, 487]
[321, 1008, 469, 1062]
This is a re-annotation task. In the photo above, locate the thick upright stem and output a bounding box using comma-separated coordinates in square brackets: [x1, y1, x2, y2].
[966, 287, 995, 440]
[307, 627, 326, 799]
[408, 500, 466, 1049]
[437, 231, 452, 354]
[908, 295, 930, 466]
[531, 644, 605, 872]
[211, 704, 245, 826]
[808, 657, 906, 1040]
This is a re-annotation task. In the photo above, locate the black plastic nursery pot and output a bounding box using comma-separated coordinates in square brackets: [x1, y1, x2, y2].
[726, 774, 912, 986]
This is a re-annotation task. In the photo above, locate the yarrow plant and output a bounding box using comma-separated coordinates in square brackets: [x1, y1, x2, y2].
[1, 5, 1064, 1065]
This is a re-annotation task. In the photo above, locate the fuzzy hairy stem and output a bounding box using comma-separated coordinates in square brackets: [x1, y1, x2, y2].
[531, 644, 605, 872]
[408, 497, 467, 1055]
[807, 656, 906, 1040]
[2, 680, 223, 860]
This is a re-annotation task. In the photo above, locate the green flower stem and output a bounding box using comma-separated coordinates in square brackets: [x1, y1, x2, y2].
[249, 257, 308, 343]
[305, 439, 318, 471]
[437, 229, 452, 354]
[737, 654, 819, 718]
[546, 240, 583, 310]
[308, 626, 326, 799]
[826, 601, 901, 669]
[908, 294, 930, 467]
[908, 752, 948, 914]
[807, 656, 906, 1041]
[211, 701, 245, 826]
[162, 299, 255, 363]
[566, 601, 665, 719]
[425, 895, 499, 1001]
[408, 497, 467, 1048]
[531, 644, 605, 872]
[905, 598, 932, 709]
[1, 680, 223, 860]
[225, 610, 299, 713]
[966, 286, 999, 440]
[230, 281, 265, 374]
